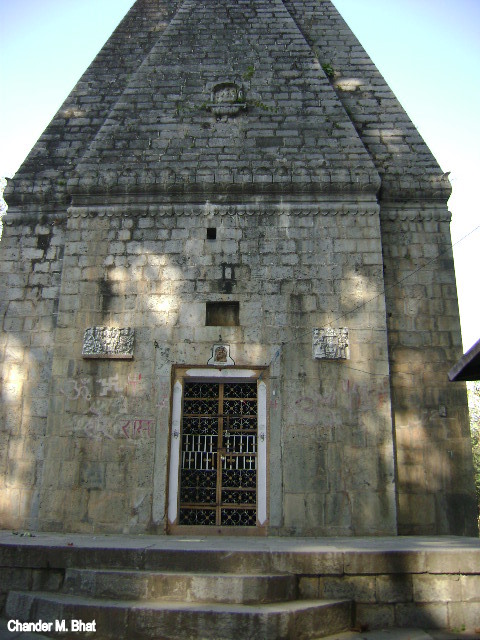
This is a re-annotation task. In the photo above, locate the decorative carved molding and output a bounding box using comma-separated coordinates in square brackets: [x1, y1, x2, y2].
[68, 202, 380, 219]
[207, 344, 235, 366]
[207, 82, 247, 116]
[82, 327, 134, 359]
[313, 328, 350, 360]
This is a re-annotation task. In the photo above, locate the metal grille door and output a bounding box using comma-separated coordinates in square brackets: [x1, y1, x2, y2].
[178, 382, 257, 527]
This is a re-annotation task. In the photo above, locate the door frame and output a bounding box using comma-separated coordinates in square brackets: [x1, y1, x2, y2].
[166, 365, 269, 535]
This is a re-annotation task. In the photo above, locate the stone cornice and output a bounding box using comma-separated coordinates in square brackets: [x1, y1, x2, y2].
[380, 206, 452, 223]
[67, 201, 380, 219]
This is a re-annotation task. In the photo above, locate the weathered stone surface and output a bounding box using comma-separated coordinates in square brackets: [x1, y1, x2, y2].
[448, 602, 480, 629]
[5, 590, 352, 640]
[312, 328, 350, 360]
[344, 551, 426, 576]
[376, 575, 413, 604]
[283, 0, 452, 201]
[395, 603, 449, 629]
[426, 550, 480, 574]
[356, 603, 395, 629]
[1, 535, 479, 631]
[0, 0, 475, 539]
[69, 0, 380, 197]
[82, 327, 134, 359]
[318, 576, 376, 603]
[63, 569, 297, 604]
[413, 574, 461, 603]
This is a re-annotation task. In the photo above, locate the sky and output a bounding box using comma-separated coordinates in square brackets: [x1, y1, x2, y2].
[0, 0, 478, 351]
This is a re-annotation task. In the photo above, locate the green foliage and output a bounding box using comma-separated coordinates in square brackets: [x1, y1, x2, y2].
[321, 63, 335, 79]
[243, 65, 255, 81]
[467, 381, 480, 515]
[247, 99, 277, 113]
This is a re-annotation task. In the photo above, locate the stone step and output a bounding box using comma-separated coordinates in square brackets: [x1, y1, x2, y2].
[6, 591, 352, 640]
[62, 568, 298, 604]
[0, 541, 340, 575]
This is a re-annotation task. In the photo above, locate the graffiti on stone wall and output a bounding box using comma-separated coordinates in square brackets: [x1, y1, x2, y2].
[64, 372, 165, 442]
[72, 409, 155, 441]
[72, 408, 113, 441]
[127, 373, 144, 395]
[64, 378, 92, 401]
[120, 418, 155, 439]
[156, 381, 170, 409]
[98, 374, 123, 396]
[268, 397, 279, 412]
[63, 371, 157, 400]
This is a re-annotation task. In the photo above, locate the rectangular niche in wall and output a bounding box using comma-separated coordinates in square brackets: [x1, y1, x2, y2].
[206, 302, 239, 326]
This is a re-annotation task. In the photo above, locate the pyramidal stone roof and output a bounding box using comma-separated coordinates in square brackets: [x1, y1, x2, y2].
[6, 0, 451, 206]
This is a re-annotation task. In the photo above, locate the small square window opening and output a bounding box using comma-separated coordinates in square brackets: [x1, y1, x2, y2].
[207, 228, 217, 240]
[206, 301, 239, 326]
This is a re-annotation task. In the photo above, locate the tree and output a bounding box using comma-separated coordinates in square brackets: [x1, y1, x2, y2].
[0, 177, 7, 241]
[467, 381, 480, 524]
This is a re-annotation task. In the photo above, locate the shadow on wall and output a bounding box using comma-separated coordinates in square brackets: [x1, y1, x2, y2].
[0, 205, 477, 544]
[11, 210, 283, 533]
[0, 332, 40, 529]
[0, 214, 65, 531]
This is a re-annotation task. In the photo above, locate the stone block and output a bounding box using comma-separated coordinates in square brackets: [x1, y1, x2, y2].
[394, 603, 448, 629]
[345, 551, 426, 575]
[6, 458, 36, 487]
[398, 493, 436, 527]
[59, 461, 79, 488]
[376, 575, 413, 604]
[351, 489, 397, 536]
[355, 604, 395, 629]
[325, 492, 352, 529]
[413, 574, 461, 603]
[22, 248, 45, 261]
[426, 551, 480, 574]
[38, 489, 67, 521]
[461, 575, 480, 602]
[299, 577, 320, 599]
[79, 462, 105, 490]
[87, 491, 126, 524]
[447, 602, 480, 629]
[319, 576, 376, 603]
[282, 432, 328, 493]
[0, 568, 33, 594]
[4, 591, 36, 621]
[284, 493, 307, 528]
[61, 489, 88, 525]
[32, 568, 64, 592]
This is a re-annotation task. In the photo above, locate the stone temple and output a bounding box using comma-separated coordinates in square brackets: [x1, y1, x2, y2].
[0, 0, 477, 537]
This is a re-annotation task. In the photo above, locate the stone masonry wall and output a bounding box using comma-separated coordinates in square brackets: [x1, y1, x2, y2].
[1, 542, 478, 629]
[6, 1, 182, 206]
[284, 0, 451, 201]
[0, 212, 65, 530]
[380, 205, 478, 536]
[300, 556, 480, 629]
[36, 200, 395, 535]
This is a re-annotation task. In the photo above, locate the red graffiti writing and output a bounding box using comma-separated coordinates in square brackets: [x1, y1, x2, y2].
[121, 418, 154, 439]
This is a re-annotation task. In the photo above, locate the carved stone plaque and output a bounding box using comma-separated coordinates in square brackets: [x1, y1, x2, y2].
[313, 328, 350, 360]
[82, 327, 134, 359]
[207, 344, 235, 366]
[207, 82, 247, 116]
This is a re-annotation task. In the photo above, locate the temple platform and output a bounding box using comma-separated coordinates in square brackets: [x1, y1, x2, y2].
[0, 533, 478, 638]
